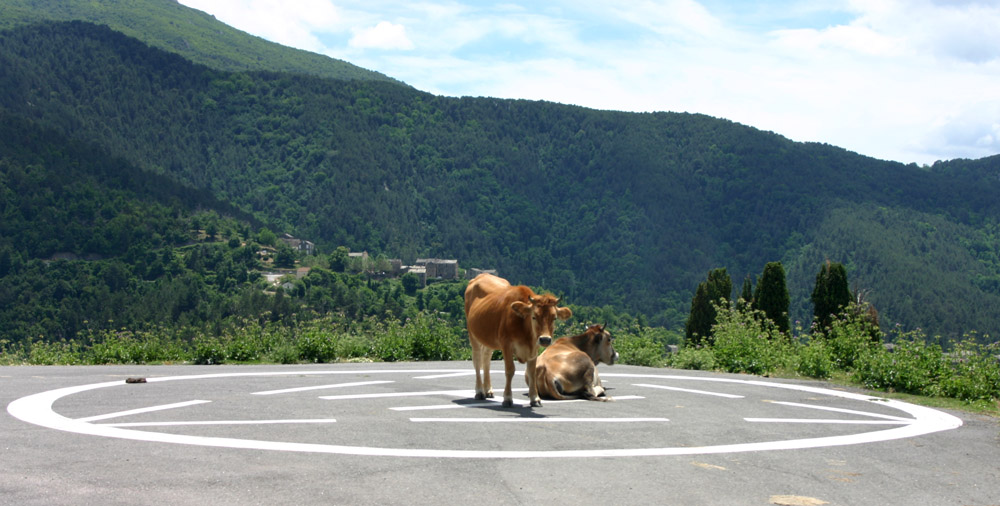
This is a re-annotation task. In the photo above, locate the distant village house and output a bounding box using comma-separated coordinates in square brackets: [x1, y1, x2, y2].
[280, 233, 315, 255]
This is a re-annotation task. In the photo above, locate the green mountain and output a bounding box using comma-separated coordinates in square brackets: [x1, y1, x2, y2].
[1, 0, 398, 83]
[1, 18, 998, 342]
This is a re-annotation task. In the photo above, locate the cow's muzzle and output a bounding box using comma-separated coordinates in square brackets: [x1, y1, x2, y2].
[538, 336, 552, 347]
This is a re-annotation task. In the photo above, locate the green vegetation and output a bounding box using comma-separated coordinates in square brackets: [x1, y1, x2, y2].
[0, 8, 998, 414]
[811, 260, 852, 331]
[684, 268, 732, 346]
[0, 0, 397, 83]
[752, 261, 790, 333]
[2, 21, 999, 339]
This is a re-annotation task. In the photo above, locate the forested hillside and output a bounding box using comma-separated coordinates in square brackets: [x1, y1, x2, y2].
[1, 20, 999, 341]
[1, 0, 397, 83]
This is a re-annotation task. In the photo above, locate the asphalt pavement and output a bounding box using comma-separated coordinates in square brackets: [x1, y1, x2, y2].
[3, 362, 998, 505]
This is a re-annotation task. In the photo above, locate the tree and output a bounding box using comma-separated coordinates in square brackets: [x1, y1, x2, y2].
[257, 228, 277, 247]
[274, 243, 296, 268]
[401, 272, 420, 295]
[329, 246, 349, 272]
[738, 274, 753, 310]
[684, 267, 732, 346]
[752, 262, 790, 334]
[0, 246, 13, 277]
[811, 260, 852, 331]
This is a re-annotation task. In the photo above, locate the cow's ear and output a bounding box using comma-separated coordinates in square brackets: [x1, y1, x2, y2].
[556, 306, 573, 320]
[511, 301, 532, 318]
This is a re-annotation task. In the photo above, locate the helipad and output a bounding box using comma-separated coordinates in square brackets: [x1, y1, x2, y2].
[7, 367, 962, 459]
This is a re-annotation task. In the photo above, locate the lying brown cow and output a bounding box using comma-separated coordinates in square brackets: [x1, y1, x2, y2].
[534, 324, 618, 401]
[464, 273, 572, 407]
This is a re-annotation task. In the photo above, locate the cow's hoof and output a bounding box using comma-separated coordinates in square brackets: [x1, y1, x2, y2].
[474, 392, 486, 400]
[530, 399, 542, 408]
[502, 399, 513, 408]
[485, 391, 494, 398]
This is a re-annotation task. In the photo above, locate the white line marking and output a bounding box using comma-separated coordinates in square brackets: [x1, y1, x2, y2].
[745, 418, 909, 425]
[389, 395, 646, 411]
[252, 380, 393, 396]
[764, 400, 913, 422]
[76, 400, 210, 422]
[413, 372, 472, 379]
[410, 417, 670, 423]
[7, 370, 964, 459]
[635, 383, 744, 399]
[101, 419, 338, 427]
[319, 389, 478, 400]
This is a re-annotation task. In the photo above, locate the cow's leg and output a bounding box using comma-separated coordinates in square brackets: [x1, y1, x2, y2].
[587, 368, 611, 401]
[479, 345, 494, 398]
[470, 339, 487, 400]
[526, 356, 542, 407]
[592, 368, 607, 397]
[501, 349, 516, 407]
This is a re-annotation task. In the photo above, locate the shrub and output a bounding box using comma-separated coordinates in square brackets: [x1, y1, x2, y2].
[27, 339, 85, 365]
[87, 328, 188, 364]
[668, 346, 716, 370]
[267, 342, 300, 364]
[854, 331, 946, 396]
[822, 304, 879, 370]
[796, 337, 834, 379]
[192, 336, 226, 365]
[334, 332, 371, 360]
[371, 320, 411, 362]
[615, 330, 667, 367]
[937, 338, 1000, 403]
[711, 304, 783, 376]
[407, 315, 466, 361]
[297, 325, 339, 363]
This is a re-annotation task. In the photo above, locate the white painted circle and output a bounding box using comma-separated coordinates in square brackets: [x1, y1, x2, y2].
[6, 369, 963, 459]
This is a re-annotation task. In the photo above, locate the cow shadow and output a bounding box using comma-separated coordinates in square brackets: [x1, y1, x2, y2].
[449, 398, 548, 418]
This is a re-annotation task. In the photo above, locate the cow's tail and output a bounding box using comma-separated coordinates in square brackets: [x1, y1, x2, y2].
[547, 377, 572, 400]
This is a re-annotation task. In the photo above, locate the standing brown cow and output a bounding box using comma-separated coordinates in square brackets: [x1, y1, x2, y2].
[534, 324, 617, 401]
[464, 273, 572, 407]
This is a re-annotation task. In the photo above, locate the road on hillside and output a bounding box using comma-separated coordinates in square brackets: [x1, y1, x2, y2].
[4, 362, 999, 506]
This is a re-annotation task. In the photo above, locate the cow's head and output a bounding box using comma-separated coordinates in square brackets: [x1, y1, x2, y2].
[587, 324, 618, 365]
[511, 294, 572, 347]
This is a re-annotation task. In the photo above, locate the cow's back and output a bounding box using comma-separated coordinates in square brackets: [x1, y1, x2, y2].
[464, 273, 511, 315]
[465, 274, 532, 350]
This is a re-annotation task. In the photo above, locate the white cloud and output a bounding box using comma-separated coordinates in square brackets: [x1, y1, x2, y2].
[180, 0, 341, 53]
[178, 0, 1000, 164]
[349, 21, 415, 50]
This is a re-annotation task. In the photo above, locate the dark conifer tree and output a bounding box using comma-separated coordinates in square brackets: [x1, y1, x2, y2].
[811, 260, 852, 331]
[752, 262, 790, 334]
[738, 274, 753, 309]
[684, 268, 732, 346]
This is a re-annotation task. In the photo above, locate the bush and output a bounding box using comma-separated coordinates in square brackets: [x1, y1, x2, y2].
[937, 338, 1000, 403]
[615, 330, 667, 367]
[668, 346, 716, 370]
[854, 332, 946, 395]
[371, 320, 411, 362]
[407, 315, 466, 361]
[822, 306, 879, 370]
[87, 328, 188, 364]
[192, 336, 226, 364]
[297, 325, 339, 363]
[267, 342, 300, 364]
[711, 304, 783, 376]
[796, 337, 834, 379]
[27, 339, 85, 365]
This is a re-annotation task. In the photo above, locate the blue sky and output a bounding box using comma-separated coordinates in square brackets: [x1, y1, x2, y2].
[178, 0, 1000, 165]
